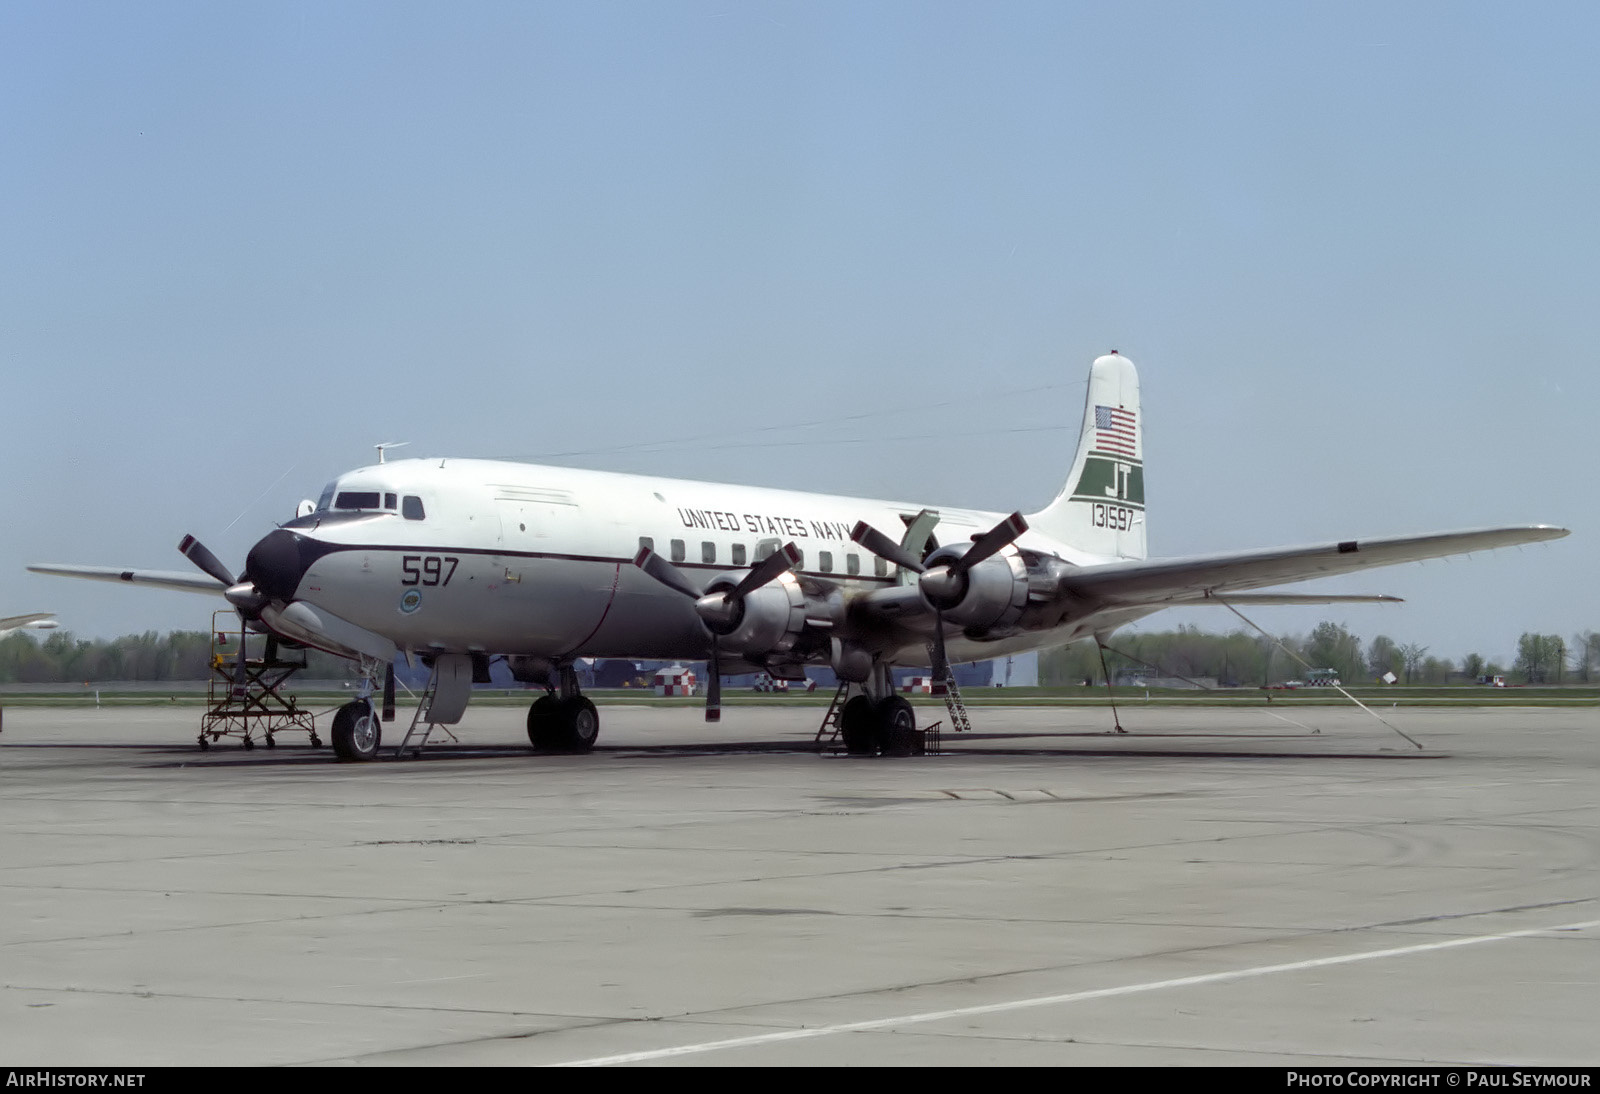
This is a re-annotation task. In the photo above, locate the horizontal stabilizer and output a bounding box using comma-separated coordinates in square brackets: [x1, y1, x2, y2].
[0, 613, 56, 633]
[27, 564, 228, 596]
[1060, 525, 1567, 607]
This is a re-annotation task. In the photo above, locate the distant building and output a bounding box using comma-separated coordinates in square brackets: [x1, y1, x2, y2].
[652, 666, 696, 696]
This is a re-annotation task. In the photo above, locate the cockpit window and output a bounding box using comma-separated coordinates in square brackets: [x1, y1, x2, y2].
[384, 493, 397, 510]
[402, 495, 426, 520]
[334, 491, 382, 511]
[316, 482, 336, 512]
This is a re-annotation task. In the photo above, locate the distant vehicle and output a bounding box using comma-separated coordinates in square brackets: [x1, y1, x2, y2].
[752, 674, 788, 693]
[1478, 674, 1507, 687]
[1305, 669, 1342, 687]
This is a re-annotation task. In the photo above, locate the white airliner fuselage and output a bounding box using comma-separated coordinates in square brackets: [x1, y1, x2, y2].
[268, 459, 1091, 668]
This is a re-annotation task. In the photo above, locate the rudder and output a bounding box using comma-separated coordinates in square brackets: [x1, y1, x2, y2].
[1026, 352, 1146, 560]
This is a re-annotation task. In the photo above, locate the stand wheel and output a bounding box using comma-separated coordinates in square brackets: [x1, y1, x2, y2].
[242, 736, 254, 750]
[197, 736, 209, 751]
[310, 734, 322, 748]
[265, 735, 276, 749]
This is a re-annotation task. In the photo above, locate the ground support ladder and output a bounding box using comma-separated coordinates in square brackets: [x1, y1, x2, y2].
[813, 681, 852, 752]
[200, 610, 319, 750]
[941, 675, 973, 736]
[394, 673, 460, 758]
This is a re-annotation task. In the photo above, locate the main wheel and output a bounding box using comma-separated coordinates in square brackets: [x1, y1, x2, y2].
[527, 694, 561, 748]
[532, 696, 600, 752]
[331, 700, 381, 762]
[839, 696, 878, 755]
[876, 695, 918, 757]
[554, 697, 600, 752]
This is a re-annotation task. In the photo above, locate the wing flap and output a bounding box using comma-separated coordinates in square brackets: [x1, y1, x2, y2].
[1167, 593, 1403, 606]
[28, 564, 228, 596]
[1061, 525, 1567, 606]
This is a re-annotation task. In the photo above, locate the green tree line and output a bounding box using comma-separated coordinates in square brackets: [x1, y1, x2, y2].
[1041, 624, 1600, 687]
[2, 625, 1594, 687]
[0, 630, 352, 684]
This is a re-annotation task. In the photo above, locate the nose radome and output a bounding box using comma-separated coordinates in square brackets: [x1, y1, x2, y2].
[245, 529, 311, 602]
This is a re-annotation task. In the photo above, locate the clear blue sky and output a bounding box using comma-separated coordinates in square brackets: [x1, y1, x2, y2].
[3, 1, 1593, 666]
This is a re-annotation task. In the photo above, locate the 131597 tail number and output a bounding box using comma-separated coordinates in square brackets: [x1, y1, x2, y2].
[1091, 504, 1136, 531]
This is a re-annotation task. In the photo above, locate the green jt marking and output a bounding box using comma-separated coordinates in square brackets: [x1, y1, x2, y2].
[1071, 455, 1145, 506]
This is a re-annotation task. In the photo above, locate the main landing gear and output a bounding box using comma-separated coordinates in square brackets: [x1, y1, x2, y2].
[838, 694, 923, 757]
[526, 663, 599, 753]
[527, 695, 599, 752]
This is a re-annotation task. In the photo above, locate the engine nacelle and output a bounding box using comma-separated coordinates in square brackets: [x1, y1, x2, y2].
[917, 544, 1030, 633]
[696, 571, 809, 657]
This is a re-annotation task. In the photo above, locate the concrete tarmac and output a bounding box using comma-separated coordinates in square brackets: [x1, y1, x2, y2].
[0, 701, 1595, 1066]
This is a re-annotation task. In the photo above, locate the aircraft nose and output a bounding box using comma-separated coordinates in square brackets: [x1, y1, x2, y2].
[245, 529, 312, 602]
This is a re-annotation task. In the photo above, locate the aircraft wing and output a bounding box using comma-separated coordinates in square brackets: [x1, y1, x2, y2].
[1060, 525, 1567, 607]
[0, 613, 55, 632]
[26, 564, 227, 596]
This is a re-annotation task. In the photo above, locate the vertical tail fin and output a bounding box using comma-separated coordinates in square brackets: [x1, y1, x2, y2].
[1026, 352, 1146, 560]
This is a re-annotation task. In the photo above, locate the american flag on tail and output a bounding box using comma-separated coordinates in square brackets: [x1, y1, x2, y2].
[1094, 405, 1137, 457]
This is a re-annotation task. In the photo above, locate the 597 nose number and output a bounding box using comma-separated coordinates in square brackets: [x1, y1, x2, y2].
[401, 556, 459, 586]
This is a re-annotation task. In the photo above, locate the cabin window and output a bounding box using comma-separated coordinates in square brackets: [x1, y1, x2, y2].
[793, 549, 804, 569]
[334, 491, 381, 511]
[701, 542, 716, 564]
[638, 536, 654, 553]
[847, 554, 860, 576]
[754, 539, 778, 561]
[875, 556, 888, 578]
[732, 544, 747, 566]
[670, 539, 686, 563]
[818, 551, 833, 573]
[402, 496, 425, 520]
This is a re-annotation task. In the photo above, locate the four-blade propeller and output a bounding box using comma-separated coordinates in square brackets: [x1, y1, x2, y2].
[632, 541, 802, 722]
[850, 511, 1028, 679]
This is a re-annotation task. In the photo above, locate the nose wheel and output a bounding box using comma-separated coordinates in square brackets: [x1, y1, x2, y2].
[331, 699, 381, 761]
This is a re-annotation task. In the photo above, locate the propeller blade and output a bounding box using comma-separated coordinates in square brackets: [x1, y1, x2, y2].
[632, 545, 704, 600]
[955, 512, 1028, 572]
[728, 542, 802, 601]
[705, 642, 721, 723]
[178, 534, 237, 586]
[232, 621, 249, 695]
[928, 615, 951, 682]
[849, 522, 926, 574]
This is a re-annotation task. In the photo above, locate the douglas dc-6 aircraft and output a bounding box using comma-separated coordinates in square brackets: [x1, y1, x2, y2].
[31, 354, 1566, 761]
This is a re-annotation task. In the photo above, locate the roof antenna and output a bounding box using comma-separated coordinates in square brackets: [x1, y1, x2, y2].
[374, 441, 410, 464]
